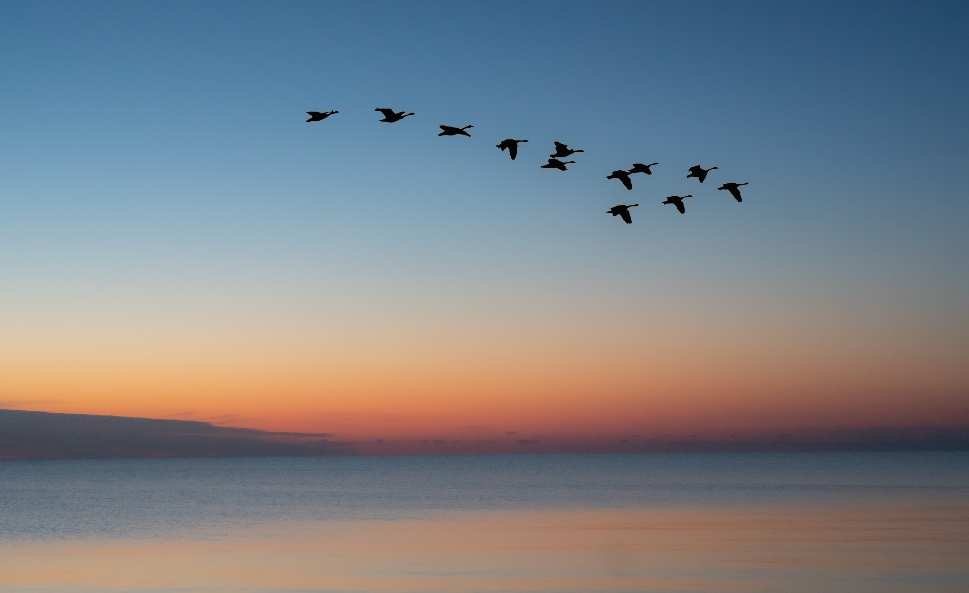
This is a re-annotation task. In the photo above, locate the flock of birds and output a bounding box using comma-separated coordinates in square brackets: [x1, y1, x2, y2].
[306, 108, 748, 225]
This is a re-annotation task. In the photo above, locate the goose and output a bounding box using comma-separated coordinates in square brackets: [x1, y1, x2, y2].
[306, 110, 338, 122]
[717, 182, 748, 202]
[606, 169, 633, 190]
[629, 162, 658, 175]
[375, 108, 415, 123]
[686, 165, 718, 183]
[439, 124, 473, 137]
[662, 195, 692, 214]
[541, 158, 575, 171]
[550, 141, 584, 158]
[496, 138, 528, 160]
[607, 204, 639, 224]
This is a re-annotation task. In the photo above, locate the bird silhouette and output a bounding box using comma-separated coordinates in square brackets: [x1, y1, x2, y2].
[606, 169, 633, 190]
[496, 138, 528, 160]
[306, 110, 338, 122]
[629, 162, 659, 175]
[550, 141, 584, 158]
[541, 158, 575, 171]
[439, 124, 473, 137]
[375, 108, 415, 123]
[662, 195, 692, 214]
[717, 182, 748, 202]
[686, 165, 718, 183]
[607, 204, 639, 224]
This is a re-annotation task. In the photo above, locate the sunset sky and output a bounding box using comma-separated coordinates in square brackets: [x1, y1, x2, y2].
[1, 1, 967, 445]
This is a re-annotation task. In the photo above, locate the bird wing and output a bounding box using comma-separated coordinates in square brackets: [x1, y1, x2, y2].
[375, 108, 395, 117]
[675, 200, 685, 214]
[619, 209, 632, 224]
[621, 175, 632, 190]
[509, 143, 518, 160]
[554, 141, 567, 150]
[729, 187, 743, 202]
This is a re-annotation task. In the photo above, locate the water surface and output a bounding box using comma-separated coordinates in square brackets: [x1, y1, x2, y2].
[1, 452, 967, 592]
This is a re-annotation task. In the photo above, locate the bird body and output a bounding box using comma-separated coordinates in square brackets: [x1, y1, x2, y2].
[541, 158, 575, 171]
[306, 110, 338, 122]
[686, 165, 718, 183]
[717, 182, 748, 202]
[607, 204, 639, 224]
[375, 108, 415, 123]
[550, 141, 584, 158]
[439, 124, 473, 137]
[496, 138, 528, 160]
[629, 162, 658, 175]
[606, 169, 633, 190]
[662, 195, 692, 214]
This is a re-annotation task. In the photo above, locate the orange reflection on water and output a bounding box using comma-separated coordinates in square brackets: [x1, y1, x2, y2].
[2, 505, 968, 593]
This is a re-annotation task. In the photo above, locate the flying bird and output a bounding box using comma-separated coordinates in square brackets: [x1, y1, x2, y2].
[550, 141, 584, 158]
[662, 195, 692, 214]
[606, 169, 633, 190]
[717, 182, 749, 202]
[686, 165, 718, 183]
[496, 138, 528, 160]
[607, 204, 639, 224]
[439, 124, 473, 137]
[541, 158, 575, 171]
[629, 162, 658, 175]
[306, 110, 338, 122]
[375, 108, 415, 123]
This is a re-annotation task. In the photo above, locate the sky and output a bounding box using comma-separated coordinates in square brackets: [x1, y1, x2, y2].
[1, 0, 968, 447]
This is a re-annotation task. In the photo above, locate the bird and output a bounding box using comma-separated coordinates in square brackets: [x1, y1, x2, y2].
[541, 158, 575, 171]
[375, 108, 415, 123]
[306, 110, 338, 122]
[662, 195, 692, 214]
[686, 165, 718, 183]
[606, 169, 633, 190]
[496, 138, 528, 160]
[550, 141, 584, 158]
[439, 124, 473, 137]
[607, 204, 639, 224]
[717, 182, 748, 202]
[629, 162, 658, 175]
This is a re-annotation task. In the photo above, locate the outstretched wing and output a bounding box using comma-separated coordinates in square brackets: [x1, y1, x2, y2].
[306, 111, 322, 121]
[619, 209, 632, 224]
[375, 108, 395, 118]
[675, 200, 686, 214]
[620, 175, 632, 190]
[554, 141, 567, 150]
[729, 187, 743, 202]
[696, 170, 708, 183]
[509, 143, 518, 160]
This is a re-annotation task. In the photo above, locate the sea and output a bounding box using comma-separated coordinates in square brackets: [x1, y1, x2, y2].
[1, 452, 967, 593]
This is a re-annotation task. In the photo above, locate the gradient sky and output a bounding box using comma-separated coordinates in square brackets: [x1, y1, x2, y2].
[1, 1, 967, 442]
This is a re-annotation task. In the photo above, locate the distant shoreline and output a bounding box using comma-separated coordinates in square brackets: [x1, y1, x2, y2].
[3, 409, 968, 461]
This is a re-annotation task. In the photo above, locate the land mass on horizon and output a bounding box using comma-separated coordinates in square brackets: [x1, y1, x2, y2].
[1, 409, 967, 460]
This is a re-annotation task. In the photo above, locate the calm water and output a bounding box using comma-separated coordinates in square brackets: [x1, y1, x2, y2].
[1, 452, 967, 592]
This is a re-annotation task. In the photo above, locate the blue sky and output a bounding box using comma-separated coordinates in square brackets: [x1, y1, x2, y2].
[1, 1, 967, 435]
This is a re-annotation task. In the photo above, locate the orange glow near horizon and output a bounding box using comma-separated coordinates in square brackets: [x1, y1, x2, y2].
[3, 293, 967, 440]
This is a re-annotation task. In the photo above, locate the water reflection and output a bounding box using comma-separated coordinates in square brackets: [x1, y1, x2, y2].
[2, 505, 967, 593]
